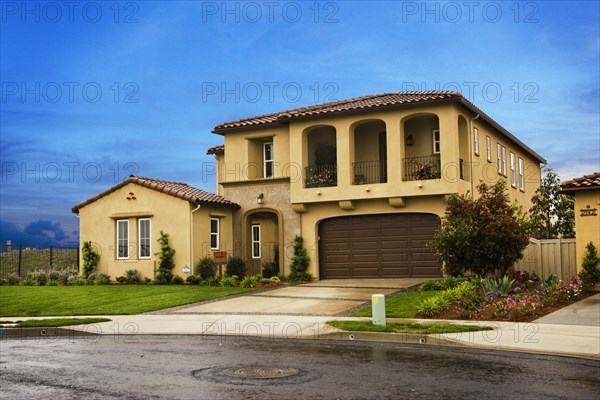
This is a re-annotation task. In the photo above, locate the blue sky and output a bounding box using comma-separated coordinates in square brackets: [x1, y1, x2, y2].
[1, 1, 598, 246]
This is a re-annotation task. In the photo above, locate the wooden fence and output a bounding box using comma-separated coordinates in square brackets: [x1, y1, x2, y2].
[514, 238, 577, 280]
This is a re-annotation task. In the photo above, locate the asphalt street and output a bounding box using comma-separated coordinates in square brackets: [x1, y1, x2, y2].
[1, 335, 599, 400]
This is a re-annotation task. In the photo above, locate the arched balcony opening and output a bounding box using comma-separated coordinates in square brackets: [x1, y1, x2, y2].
[351, 120, 387, 185]
[304, 126, 337, 188]
[402, 114, 441, 181]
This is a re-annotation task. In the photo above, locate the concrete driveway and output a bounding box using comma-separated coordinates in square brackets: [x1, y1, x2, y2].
[172, 278, 426, 317]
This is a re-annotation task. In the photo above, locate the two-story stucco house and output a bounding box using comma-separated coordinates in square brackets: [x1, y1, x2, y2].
[207, 91, 545, 279]
[74, 91, 545, 281]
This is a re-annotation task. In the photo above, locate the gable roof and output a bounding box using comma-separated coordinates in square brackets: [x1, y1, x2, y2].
[211, 90, 546, 163]
[561, 172, 600, 192]
[72, 175, 239, 213]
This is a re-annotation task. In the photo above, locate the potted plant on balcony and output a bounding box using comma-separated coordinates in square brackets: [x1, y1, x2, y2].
[413, 162, 437, 180]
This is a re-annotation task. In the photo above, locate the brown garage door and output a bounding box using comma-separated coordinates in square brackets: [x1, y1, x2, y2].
[318, 213, 441, 279]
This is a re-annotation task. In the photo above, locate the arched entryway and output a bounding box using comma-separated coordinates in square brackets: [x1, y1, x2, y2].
[243, 209, 283, 276]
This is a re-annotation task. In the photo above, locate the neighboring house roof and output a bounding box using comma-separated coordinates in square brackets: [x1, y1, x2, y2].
[207, 144, 225, 155]
[72, 175, 239, 213]
[560, 172, 600, 193]
[211, 90, 546, 163]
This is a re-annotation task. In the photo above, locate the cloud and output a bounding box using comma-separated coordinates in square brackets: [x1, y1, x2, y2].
[23, 219, 67, 242]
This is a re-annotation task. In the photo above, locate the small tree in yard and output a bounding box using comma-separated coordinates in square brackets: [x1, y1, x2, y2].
[155, 231, 175, 284]
[529, 168, 575, 239]
[579, 242, 600, 288]
[81, 241, 99, 278]
[289, 236, 310, 281]
[431, 180, 530, 277]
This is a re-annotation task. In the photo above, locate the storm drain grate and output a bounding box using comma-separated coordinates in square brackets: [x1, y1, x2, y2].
[192, 366, 318, 385]
[222, 367, 299, 379]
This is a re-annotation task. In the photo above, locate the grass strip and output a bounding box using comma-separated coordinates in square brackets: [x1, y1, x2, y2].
[0, 317, 111, 328]
[351, 290, 439, 318]
[327, 320, 493, 335]
[0, 286, 255, 316]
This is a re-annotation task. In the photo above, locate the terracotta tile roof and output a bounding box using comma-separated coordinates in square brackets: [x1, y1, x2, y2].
[213, 91, 461, 131]
[207, 144, 225, 155]
[211, 90, 546, 163]
[72, 175, 239, 213]
[561, 172, 600, 191]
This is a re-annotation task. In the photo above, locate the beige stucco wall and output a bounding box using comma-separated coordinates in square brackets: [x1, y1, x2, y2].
[78, 183, 235, 280]
[572, 189, 600, 271]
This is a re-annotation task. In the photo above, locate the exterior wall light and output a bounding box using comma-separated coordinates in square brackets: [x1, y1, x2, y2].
[257, 193, 264, 204]
[406, 135, 413, 146]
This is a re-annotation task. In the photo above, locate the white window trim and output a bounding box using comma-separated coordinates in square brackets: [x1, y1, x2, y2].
[138, 218, 151, 259]
[518, 158, 525, 192]
[510, 152, 516, 187]
[432, 129, 440, 154]
[486, 136, 491, 162]
[501, 146, 507, 176]
[117, 219, 129, 260]
[210, 218, 220, 250]
[263, 142, 274, 178]
[251, 224, 261, 259]
[474, 128, 479, 156]
[497, 143, 502, 174]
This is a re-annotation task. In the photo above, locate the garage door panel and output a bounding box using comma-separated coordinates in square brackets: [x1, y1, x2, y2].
[319, 213, 441, 279]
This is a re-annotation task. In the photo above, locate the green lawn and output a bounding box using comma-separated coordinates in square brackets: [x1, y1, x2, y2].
[0, 317, 112, 328]
[0, 286, 255, 316]
[327, 320, 493, 335]
[351, 290, 438, 318]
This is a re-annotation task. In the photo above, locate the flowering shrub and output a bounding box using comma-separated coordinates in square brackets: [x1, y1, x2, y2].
[412, 162, 437, 180]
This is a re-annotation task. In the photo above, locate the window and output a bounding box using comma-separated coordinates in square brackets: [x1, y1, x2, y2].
[510, 152, 516, 187]
[486, 136, 491, 162]
[210, 218, 219, 250]
[251, 224, 261, 259]
[501, 146, 507, 176]
[497, 144, 502, 174]
[432, 129, 440, 154]
[263, 142, 274, 178]
[138, 219, 151, 258]
[519, 158, 525, 191]
[116, 220, 129, 259]
[473, 128, 479, 156]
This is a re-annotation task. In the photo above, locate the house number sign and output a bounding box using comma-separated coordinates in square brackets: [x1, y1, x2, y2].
[580, 205, 597, 217]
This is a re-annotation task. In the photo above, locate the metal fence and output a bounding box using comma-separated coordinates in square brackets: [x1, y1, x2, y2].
[514, 238, 578, 281]
[0, 244, 79, 279]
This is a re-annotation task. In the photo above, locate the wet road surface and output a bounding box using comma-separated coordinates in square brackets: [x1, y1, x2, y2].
[1, 335, 598, 399]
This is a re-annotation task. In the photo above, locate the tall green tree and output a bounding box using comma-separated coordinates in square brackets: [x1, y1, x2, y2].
[289, 236, 310, 281]
[81, 241, 99, 278]
[528, 168, 575, 239]
[431, 180, 530, 277]
[155, 231, 175, 284]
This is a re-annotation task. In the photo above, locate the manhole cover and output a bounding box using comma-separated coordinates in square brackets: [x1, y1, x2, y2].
[192, 366, 319, 386]
[222, 367, 299, 379]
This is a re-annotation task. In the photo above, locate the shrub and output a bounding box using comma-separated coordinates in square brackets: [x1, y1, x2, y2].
[269, 276, 280, 283]
[47, 279, 59, 286]
[419, 280, 443, 291]
[276, 272, 288, 282]
[289, 236, 310, 281]
[27, 270, 48, 286]
[417, 296, 449, 317]
[480, 276, 515, 297]
[82, 241, 100, 278]
[93, 274, 111, 285]
[20, 278, 36, 286]
[259, 278, 271, 284]
[155, 231, 175, 284]
[116, 276, 127, 284]
[220, 275, 238, 287]
[68, 275, 87, 286]
[196, 257, 217, 280]
[225, 257, 247, 279]
[56, 269, 73, 285]
[144, 277, 152, 284]
[578, 242, 600, 288]
[186, 275, 201, 285]
[201, 276, 219, 286]
[48, 269, 60, 282]
[124, 269, 142, 285]
[240, 275, 259, 288]
[7, 273, 20, 285]
[0, 278, 5, 286]
[87, 272, 110, 285]
[262, 262, 274, 278]
[171, 275, 184, 285]
[431, 181, 530, 277]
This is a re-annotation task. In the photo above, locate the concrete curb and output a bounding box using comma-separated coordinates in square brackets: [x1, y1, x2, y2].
[0, 327, 98, 338]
